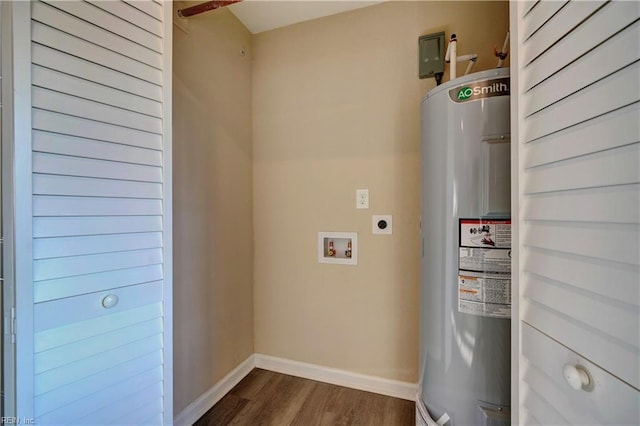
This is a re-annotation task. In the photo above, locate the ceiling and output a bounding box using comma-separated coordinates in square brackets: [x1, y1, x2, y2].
[227, 0, 384, 34]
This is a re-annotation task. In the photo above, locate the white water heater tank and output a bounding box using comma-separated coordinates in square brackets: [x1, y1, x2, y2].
[418, 67, 511, 426]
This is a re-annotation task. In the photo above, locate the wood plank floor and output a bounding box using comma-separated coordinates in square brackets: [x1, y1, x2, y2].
[194, 368, 415, 426]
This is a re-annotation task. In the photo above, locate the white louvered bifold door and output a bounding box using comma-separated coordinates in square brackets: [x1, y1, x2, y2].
[12, 1, 172, 423]
[512, 1, 639, 424]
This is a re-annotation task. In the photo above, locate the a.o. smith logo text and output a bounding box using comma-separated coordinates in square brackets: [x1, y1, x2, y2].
[449, 78, 509, 103]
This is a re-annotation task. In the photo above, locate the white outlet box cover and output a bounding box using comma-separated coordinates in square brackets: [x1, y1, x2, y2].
[372, 215, 392, 234]
[356, 189, 369, 209]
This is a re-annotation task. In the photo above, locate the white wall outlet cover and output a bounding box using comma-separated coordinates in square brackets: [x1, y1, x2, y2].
[372, 215, 392, 234]
[356, 189, 369, 209]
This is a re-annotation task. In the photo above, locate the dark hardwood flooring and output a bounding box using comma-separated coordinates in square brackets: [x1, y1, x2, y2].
[195, 368, 415, 426]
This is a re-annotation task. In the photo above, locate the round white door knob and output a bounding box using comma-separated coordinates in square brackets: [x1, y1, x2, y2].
[563, 364, 591, 391]
[102, 294, 119, 309]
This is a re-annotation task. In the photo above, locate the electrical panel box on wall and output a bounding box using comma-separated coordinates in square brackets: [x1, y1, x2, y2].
[419, 32, 445, 79]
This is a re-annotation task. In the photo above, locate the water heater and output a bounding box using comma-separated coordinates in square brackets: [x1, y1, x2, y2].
[418, 67, 511, 426]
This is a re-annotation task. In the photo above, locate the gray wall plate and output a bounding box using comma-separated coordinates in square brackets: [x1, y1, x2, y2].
[419, 31, 445, 79]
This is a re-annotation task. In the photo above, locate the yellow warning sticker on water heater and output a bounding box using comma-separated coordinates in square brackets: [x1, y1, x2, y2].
[458, 218, 511, 318]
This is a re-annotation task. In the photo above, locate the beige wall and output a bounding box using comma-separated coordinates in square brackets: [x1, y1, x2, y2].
[252, 1, 509, 383]
[172, 4, 254, 414]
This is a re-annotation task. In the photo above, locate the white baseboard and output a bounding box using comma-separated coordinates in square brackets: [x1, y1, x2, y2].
[173, 354, 256, 426]
[174, 353, 417, 425]
[254, 353, 417, 401]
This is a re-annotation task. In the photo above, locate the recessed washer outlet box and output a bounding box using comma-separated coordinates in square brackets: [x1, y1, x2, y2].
[372, 215, 392, 235]
[318, 232, 358, 265]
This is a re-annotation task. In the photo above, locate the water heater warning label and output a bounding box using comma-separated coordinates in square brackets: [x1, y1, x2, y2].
[458, 218, 511, 318]
[459, 219, 511, 248]
[458, 273, 511, 318]
[459, 247, 510, 273]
